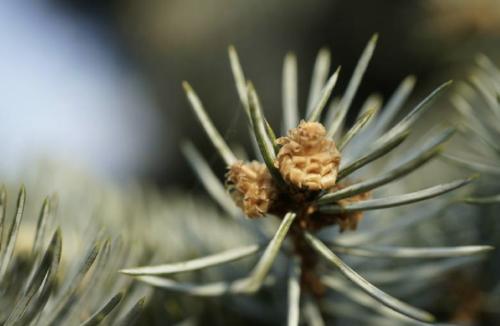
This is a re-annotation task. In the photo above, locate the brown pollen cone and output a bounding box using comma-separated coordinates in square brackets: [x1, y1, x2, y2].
[292, 182, 371, 232]
[275, 121, 341, 191]
[336, 190, 372, 232]
[226, 161, 277, 218]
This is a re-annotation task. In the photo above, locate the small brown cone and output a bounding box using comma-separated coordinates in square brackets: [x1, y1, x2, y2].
[336, 189, 372, 232]
[226, 161, 277, 218]
[275, 121, 341, 191]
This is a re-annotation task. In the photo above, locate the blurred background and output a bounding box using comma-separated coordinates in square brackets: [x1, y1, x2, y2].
[1, 2, 500, 325]
[1, 0, 500, 188]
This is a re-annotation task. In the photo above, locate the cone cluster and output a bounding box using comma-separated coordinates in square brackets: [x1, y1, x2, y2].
[226, 121, 346, 220]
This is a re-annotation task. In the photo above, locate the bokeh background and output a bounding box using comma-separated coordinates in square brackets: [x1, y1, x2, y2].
[1, 0, 500, 188]
[1, 1, 500, 325]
